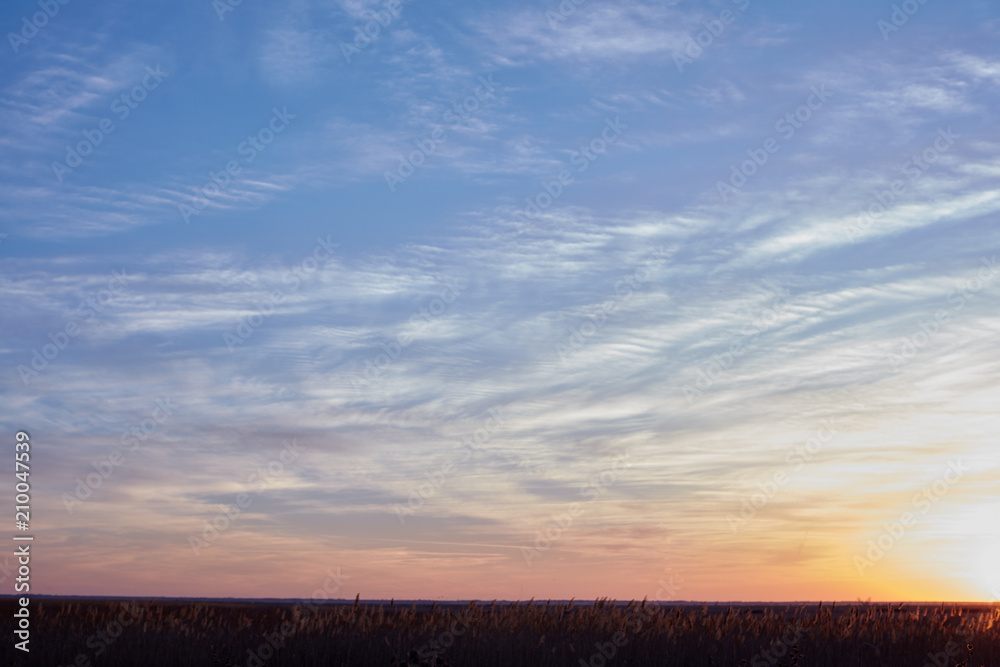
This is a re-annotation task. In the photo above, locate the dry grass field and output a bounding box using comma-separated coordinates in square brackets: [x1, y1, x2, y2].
[3, 598, 998, 667]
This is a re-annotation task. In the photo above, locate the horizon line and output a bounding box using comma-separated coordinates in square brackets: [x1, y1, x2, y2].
[6, 595, 999, 605]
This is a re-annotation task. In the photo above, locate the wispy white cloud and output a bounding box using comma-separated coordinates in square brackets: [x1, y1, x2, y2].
[259, 26, 335, 86]
[470, 2, 693, 66]
[0, 43, 170, 155]
[5, 0, 1000, 601]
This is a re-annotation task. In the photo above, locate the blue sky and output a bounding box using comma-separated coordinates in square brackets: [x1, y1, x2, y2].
[2, 0, 1000, 601]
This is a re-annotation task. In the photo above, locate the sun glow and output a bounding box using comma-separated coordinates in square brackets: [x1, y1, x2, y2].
[972, 535, 1000, 601]
[948, 503, 1000, 601]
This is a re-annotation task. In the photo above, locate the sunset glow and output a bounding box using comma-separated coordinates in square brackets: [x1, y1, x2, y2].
[2, 0, 999, 605]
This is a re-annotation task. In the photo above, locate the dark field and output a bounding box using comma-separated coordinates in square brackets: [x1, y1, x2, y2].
[3, 598, 999, 667]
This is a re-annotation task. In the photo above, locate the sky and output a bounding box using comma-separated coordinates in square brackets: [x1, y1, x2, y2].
[1, 0, 999, 603]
